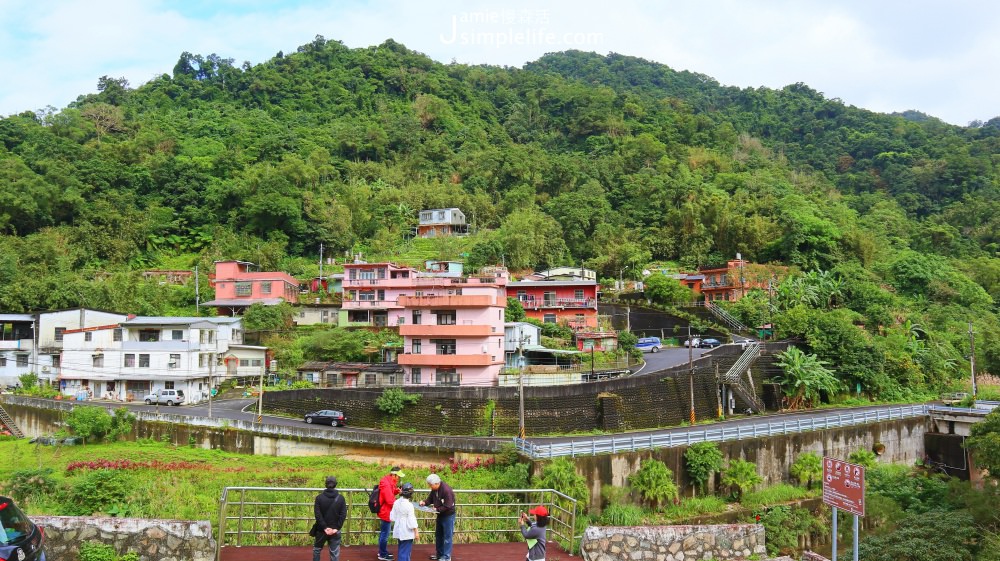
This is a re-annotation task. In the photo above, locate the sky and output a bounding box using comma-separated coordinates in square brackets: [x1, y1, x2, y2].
[1, 0, 999, 126]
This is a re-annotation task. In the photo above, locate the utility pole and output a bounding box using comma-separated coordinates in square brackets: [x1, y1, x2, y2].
[969, 321, 977, 400]
[257, 362, 266, 424]
[518, 335, 526, 439]
[319, 243, 324, 279]
[207, 352, 215, 419]
[688, 324, 696, 425]
[715, 362, 722, 419]
[195, 265, 200, 315]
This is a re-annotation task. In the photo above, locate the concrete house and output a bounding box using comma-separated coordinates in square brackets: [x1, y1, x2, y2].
[205, 260, 300, 315]
[416, 208, 468, 238]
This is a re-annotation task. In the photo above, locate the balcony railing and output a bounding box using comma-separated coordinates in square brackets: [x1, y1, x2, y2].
[397, 354, 497, 366]
[345, 276, 506, 288]
[340, 299, 403, 309]
[518, 298, 596, 309]
[399, 324, 493, 337]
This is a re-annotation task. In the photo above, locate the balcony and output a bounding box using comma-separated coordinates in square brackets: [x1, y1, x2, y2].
[345, 275, 507, 289]
[398, 295, 502, 308]
[399, 324, 493, 337]
[518, 298, 596, 310]
[0, 339, 33, 350]
[397, 353, 497, 366]
[341, 299, 403, 310]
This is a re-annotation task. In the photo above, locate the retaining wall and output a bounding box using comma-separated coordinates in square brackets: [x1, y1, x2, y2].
[32, 516, 214, 561]
[581, 525, 768, 561]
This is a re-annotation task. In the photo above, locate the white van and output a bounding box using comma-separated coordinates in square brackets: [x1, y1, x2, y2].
[143, 389, 185, 406]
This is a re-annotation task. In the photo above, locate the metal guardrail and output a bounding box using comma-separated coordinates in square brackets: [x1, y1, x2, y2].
[513, 404, 931, 459]
[928, 405, 994, 416]
[216, 486, 578, 561]
[705, 301, 748, 333]
[721, 342, 764, 413]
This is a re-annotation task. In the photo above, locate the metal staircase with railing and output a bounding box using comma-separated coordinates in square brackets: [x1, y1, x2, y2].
[704, 301, 749, 333]
[722, 342, 765, 413]
[0, 404, 24, 438]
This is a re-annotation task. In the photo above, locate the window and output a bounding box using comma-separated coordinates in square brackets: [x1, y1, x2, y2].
[235, 282, 252, 296]
[139, 354, 150, 368]
[139, 329, 160, 342]
[365, 373, 376, 386]
[51, 354, 60, 367]
[169, 354, 180, 368]
[575, 289, 585, 300]
[433, 339, 457, 355]
[543, 313, 557, 323]
[172, 330, 183, 340]
[436, 310, 457, 325]
[436, 368, 459, 386]
[113, 328, 122, 342]
[85, 331, 93, 342]
[16, 354, 28, 367]
[377, 289, 385, 301]
[412, 309, 422, 325]
[0, 357, 5, 367]
[124, 354, 135, 367]
[437, 211, 445, 220]
[517, 290, 527, 301]
[199, 354, 206, 368]
[543, 291, 556, 306]
[240, 359, 250, 367]
[411, 368, 421, 384]
[92, 354, 104, 368]
[251, 359, 263, 367]
[164, 381, 174, 390]
[261, 281, 272, 294]
[54, 327, 66, 341]
[576, 313, 586, 325]
[412, 339, 422, 354]
[359, 291, 376, 301]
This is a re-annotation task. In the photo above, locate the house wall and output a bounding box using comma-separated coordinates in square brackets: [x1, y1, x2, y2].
[37, 309, 127, 349]
[212, 261, 299, 301]
[293, 306, 338, 326]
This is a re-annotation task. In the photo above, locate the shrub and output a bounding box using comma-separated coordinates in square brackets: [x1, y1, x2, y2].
[848, 449, 877, 470]
[789, 452, 822, 489]
[628, 459, 679, 508]
[684, 442, 724, 495]
[756, 505, 822, 557]
[4, 468, 58, 505]
[535, 458, 589, 509]
[64, 469, 133, 516]
[722, 459, 763, 501]
[375, 387, 421, 416]
[494, 442, 520, 467]
[79, 542, 140, 561]
[65, 406, 113, 443]
[108, 407, 136, 441]
[17, 372, 39, 390]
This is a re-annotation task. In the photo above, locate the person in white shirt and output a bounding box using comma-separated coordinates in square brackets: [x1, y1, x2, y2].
[390, 482, 419, 561]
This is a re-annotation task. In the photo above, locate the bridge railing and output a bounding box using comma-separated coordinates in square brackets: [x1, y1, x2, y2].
[513, 404, 931, 459]
[216, 486, 578, 561]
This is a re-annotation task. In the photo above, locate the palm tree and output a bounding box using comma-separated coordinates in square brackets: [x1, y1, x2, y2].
[775, 346, 842, 409]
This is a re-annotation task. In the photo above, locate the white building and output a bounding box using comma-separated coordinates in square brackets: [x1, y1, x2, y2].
[36, 308, 129, 386]
[59, 316, 267, 403]
[0, 313, 36, 387]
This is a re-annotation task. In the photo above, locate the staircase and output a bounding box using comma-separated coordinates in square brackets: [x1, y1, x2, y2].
[0, 404, 24, 438]
[704, 301, 749, 333]
[722, 342, 765, 413]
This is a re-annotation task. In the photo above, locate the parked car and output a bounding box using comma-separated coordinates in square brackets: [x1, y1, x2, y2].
[700, 338, 722, 348]
[304, 410, 348, 426]
[683, 337, 701, 348]
[0, 496, 46, 561]
[634, 337, 663, 353]
[142, 389, 185, 406]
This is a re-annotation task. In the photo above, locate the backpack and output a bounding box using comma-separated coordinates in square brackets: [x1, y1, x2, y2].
[368, 484, 381, 513]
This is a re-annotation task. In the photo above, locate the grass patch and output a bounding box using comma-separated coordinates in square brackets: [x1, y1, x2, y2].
[659, 495, 729, 520]
[740, 484, 816, 509]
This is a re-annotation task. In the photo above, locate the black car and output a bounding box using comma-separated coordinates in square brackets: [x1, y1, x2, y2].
[0, 496, 46, 561]
[303, 410, 347, 426]
[699, 338, 722, 348]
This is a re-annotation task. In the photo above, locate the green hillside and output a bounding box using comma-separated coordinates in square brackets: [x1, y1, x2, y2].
[1, 36, 999, 397]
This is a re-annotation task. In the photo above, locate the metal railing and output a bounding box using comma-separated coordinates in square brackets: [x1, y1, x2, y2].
[216, 486, 577, 560]
[722, 342, 765, 413]
[705, 301, 748, 333]
[0, 404, 23, 438]
[513, 404, 931, 459]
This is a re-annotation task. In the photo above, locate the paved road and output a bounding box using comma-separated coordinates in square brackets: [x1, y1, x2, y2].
[631, 344, 708, 374]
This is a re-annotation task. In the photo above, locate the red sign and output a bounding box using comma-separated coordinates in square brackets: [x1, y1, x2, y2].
[822, 457, 865, 516]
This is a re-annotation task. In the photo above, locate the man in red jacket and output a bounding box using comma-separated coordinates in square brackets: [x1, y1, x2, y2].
[378, 466, 404, 561]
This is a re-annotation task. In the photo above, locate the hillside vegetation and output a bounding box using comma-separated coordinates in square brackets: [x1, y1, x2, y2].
[1, 36, 999, 398]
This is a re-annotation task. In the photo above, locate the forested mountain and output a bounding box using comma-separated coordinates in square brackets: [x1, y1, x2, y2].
[1, 36, 999, 396]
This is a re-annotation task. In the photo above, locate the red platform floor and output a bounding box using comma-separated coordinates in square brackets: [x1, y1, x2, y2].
[220, 541, 572, 561]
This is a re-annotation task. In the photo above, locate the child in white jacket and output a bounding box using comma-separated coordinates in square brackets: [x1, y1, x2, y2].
[390, 482, 419, 561]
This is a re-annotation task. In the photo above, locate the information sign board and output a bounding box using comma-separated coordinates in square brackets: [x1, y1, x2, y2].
[822, 457, 865, 517]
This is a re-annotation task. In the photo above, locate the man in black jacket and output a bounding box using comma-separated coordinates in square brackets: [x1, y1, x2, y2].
[419, 473, 455, 561]
[313, 475, 348, 561]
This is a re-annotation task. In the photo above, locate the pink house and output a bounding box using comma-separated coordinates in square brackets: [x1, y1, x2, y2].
[342, 262, 509, 386]
[205, 260, 300, 315]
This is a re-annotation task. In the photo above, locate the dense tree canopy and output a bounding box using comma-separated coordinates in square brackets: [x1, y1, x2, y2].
[1, 37, 999, 397]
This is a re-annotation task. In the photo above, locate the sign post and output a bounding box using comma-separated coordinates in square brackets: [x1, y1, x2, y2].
[822, 457, 865, 561]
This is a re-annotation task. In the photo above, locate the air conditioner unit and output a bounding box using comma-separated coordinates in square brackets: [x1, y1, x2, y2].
[168, 361, 178, 368]
[42, 366, 50, 373]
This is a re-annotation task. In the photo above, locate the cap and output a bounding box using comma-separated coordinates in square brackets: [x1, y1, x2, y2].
[400, 482, 415, 497]
[528, 505, 549, 517]
[390, 466, 405, 478]
[325, 475, 337, 488]
[426, 474, 441, 485]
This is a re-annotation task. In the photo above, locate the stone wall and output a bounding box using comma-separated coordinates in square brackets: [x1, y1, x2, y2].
[581, 525, 768, 561]
[31, 516, 215, 561]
